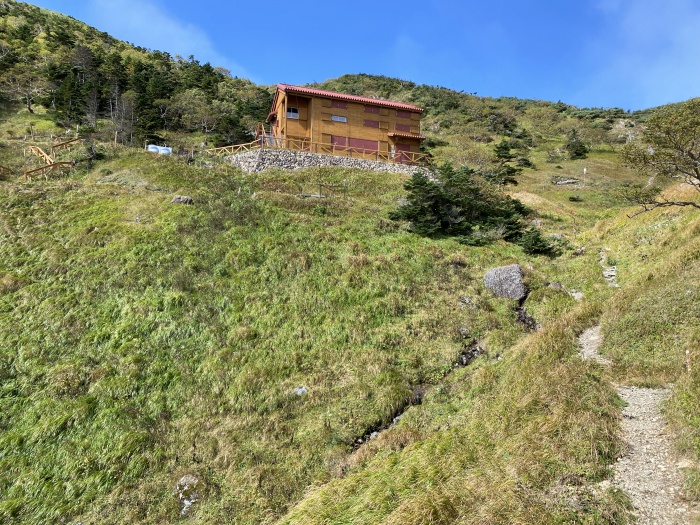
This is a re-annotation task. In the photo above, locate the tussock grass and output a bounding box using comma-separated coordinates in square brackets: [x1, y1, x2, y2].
[1, 150, 573, 524]
[2, 131, 697, 523]
[279, 302, 629, 525]
[596, 201, 700, 384]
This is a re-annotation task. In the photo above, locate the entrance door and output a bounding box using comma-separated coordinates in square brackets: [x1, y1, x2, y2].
[395, 143, 411, 163]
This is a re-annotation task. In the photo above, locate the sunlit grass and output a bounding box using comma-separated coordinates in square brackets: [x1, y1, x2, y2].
[1, 149, 564, 524]
[2, 127, 698, 524]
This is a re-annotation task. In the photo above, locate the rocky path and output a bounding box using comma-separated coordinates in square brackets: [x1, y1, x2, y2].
[615, 386, 694, 524]
[578, 327, 697, 524]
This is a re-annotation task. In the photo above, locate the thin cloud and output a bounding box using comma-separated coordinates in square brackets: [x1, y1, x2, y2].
[577, 0, 700, 108]
[84, 0, 252, 79]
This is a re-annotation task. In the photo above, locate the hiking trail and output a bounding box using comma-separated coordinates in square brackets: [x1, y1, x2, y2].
[578, 326, 698, 524]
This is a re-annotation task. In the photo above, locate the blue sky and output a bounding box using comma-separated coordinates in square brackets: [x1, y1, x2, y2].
[29, 0, 700, 110]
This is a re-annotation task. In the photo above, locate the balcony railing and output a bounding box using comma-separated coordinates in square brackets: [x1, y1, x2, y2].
[205, 136, 428, 166]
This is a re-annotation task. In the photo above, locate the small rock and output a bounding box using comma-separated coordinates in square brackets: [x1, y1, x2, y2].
[458, 296, 474, 308]
[547, 281, 566, 292]
[459, 340, 485, 366]
[174, 474, 201, 516]
[294, 386, 307, 396]
[171, 195, 194, 205]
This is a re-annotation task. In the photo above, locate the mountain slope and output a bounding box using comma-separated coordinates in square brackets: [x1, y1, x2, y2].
[0, 2, 699, 524]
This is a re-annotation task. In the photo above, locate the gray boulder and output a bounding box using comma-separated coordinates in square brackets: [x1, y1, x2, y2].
[484, 264, 527, 301]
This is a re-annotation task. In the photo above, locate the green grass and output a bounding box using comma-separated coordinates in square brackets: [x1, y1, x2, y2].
[2, 149, 586, 524]
[279, 302, 631, 525]
[1, 103, 699, 524]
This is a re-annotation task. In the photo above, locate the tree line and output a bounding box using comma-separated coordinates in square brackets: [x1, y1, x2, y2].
[0, 2, 273, 146]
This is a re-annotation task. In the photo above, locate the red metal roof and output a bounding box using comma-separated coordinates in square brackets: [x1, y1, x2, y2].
[388, 131, 426, 140]
[277, 84, 424, 113]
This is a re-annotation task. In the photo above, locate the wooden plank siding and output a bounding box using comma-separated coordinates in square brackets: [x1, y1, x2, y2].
[267, 84, 425, 162]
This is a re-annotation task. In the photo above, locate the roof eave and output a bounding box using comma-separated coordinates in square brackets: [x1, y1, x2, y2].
[388, 132, 426, 140]
[277, 83, 424, 113]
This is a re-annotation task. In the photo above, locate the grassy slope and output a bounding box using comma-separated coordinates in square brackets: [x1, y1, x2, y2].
[2, 137, 605, 523]
[274, 147, 643, 525]
[275, 144, 700, 524]
[1, 42, 698, 523]
[593, 184, 700, 501]
[279, 303, 629, 525]
[6, 107, 698, 525]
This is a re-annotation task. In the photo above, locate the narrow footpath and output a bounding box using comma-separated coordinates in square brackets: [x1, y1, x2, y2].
[579, 326, 697, 524]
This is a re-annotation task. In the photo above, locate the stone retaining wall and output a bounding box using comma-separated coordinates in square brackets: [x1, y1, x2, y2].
[225, 149, 429, 175]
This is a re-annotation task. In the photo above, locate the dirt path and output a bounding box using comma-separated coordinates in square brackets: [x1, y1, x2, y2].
[578, 326, 697, 524]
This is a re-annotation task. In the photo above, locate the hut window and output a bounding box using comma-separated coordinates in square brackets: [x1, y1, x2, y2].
[364, 119, 380, 128]
[364, 105, 380, 114]
[331, 115, 347, 123]
[287, 107, 299, 119]
[396, 123, 412, 132]
[396, 110, 412, 119]
[332, 101, 348, 109]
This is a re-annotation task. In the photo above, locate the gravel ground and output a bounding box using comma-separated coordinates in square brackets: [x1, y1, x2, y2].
[614, 386, 695, 524]
[578, 326, 612, 365]
[579, 326, 699, 524]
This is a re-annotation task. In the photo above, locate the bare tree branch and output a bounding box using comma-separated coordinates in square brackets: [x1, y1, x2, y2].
[621, 99, 700, 216]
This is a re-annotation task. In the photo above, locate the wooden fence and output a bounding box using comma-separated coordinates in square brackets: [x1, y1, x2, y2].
[23, 161, 76, 181]
[204, 140, 261, 156]
[21, 140, 80, 180]
[26, 146, 54, 164]
[205, 136, 428, 166]
[50, 138, 82, 157]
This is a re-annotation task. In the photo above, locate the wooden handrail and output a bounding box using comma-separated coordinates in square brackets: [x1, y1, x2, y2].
[50, 138, 82, 157]
[207, 136, 429, 166]
[276, 137, 429, 165]
[204, 140, 262, 156]
[26, 146, 54, 165]
[23, 161, 75, 181]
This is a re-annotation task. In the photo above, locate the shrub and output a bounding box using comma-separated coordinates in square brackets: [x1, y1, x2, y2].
[565, 129, 589, 159]
[516, 226, 560, 256]
[390, 164, 537, 250]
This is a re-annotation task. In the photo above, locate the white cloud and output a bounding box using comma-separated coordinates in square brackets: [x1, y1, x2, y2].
[577, 0, 700, 108]
[83, 0, 252, 79]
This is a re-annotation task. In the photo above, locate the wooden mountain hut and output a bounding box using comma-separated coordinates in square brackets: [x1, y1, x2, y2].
[264, 84, 426, 164]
